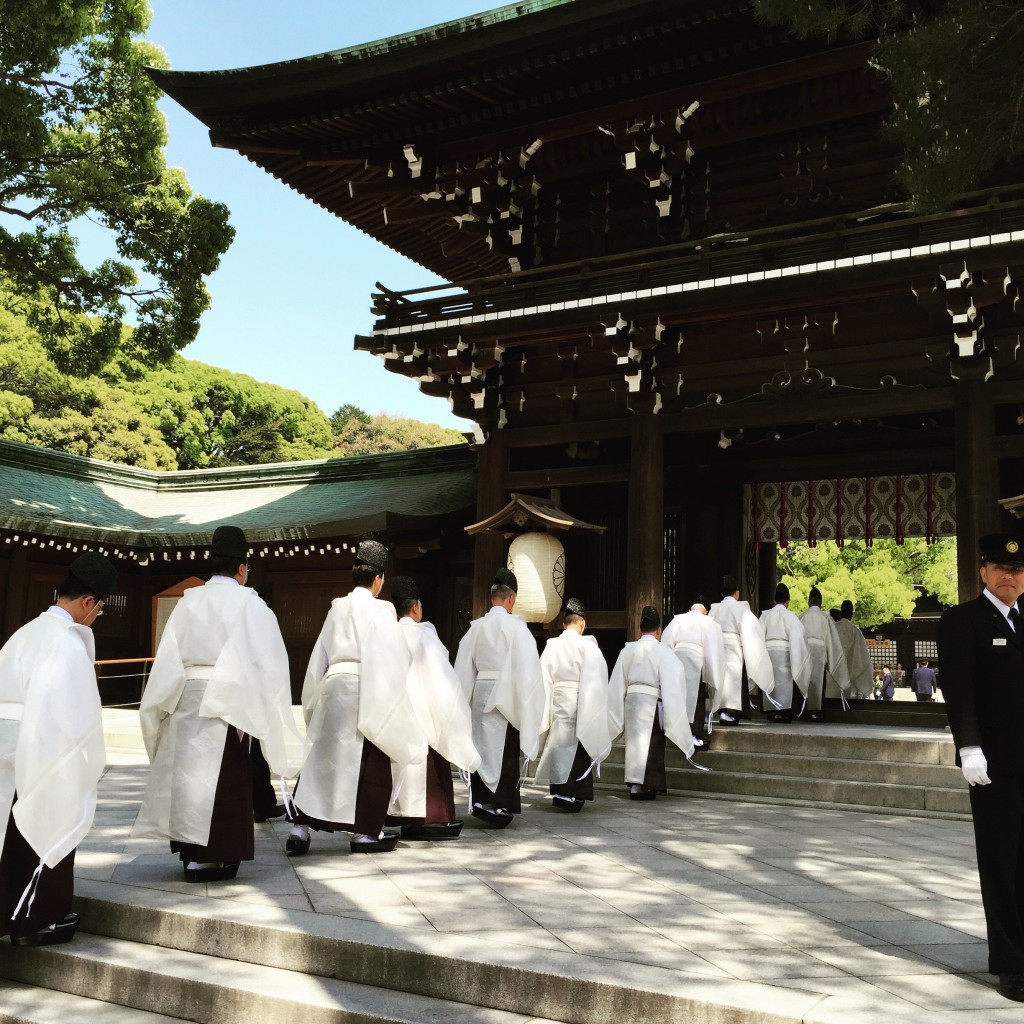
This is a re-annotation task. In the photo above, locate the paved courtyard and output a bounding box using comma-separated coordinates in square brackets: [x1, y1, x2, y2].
[70, 747, 1024, 1023]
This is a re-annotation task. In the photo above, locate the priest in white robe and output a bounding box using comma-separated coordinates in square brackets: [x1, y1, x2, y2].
[608, 605, 697, 800]
[454, 567, 546, 827]
[661, 599, 724, 740]
[836, 600, 874, 700]
[535, 599, 611, 812]
[287, 540, 426, 855]
[708, 575, 774, 725]
[387, 576, 480, 840]
[136, 526, 299, 882]
[798, 587, 849, 721]
[0, 552, 114, 947]
[759, 583, 811, 723]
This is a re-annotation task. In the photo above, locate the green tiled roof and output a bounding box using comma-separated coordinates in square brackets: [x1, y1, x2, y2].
[0, 440, 476, 548]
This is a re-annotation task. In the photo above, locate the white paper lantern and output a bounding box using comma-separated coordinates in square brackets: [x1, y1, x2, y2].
[508, 532, 565, 623]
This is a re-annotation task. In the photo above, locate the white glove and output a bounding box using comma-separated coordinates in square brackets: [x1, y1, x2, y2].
[960, 746, 991, 786]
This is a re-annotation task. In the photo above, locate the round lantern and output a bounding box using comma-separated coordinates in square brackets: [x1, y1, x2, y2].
[508, 532, 565, 623]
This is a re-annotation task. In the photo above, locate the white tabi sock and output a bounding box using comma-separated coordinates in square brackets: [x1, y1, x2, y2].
[288, 824, 310, 842]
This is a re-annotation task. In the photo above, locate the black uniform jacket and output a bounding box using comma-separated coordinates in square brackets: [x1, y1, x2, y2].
[938, 593, 1024, 774]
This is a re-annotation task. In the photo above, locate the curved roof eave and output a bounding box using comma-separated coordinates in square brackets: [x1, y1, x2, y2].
[0, 439, 476, 548]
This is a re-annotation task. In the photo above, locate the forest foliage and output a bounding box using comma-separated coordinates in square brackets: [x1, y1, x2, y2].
[0, 280, 466, 469]
[777, 537, 958, 628]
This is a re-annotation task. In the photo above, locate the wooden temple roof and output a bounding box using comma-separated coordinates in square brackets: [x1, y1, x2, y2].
[150, 0, 891, 283]
[152, 0, 1024, 444]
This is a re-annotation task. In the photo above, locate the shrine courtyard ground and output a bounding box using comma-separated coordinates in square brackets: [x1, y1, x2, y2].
[2, 717, 1019, 1024]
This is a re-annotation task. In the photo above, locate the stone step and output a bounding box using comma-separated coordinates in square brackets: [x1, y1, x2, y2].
[0, 933, 558, 1024]
[820, 706, 950, 728]
[673, 765, 968, 815]
[703, 726, 956, 766]
[0, 978, 184, 1024]
[5, 879, 823, 1024]
[0, 980, 182, 1024]
[687, 748, 962, 788]
[596, 759, 969, 815]
[598, 725, 970, 817]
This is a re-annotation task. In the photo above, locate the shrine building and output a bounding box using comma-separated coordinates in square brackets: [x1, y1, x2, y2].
[148, 0, 1024, 643]
[3, 0, 1023, 714]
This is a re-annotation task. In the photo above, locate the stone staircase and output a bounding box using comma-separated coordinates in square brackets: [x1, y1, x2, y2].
[0, 880, 817, 1024]
[598, 722, 970, 818]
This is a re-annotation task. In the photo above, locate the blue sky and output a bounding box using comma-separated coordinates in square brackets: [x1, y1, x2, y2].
[144, 2, 495, 429]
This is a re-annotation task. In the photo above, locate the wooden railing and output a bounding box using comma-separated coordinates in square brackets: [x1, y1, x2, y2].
[95, 657, 155, 708]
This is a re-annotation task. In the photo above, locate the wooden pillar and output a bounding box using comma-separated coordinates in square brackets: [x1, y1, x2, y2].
[954, 380, 999, 602]
[626, 412, 664, 638]
[472, 432, 507, 619]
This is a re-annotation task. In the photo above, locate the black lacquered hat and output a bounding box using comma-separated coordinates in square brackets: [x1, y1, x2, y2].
[354, 539, 389, 574]
[68, 552, 117, 599]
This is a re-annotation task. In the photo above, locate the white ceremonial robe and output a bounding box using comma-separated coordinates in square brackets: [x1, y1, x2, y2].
[608, 636, 694, 785]
[708, 597, 774, 713]
[661, 611, 725, 721]
[0, 609, 104, 873]
[389, 619, 480, 819]
[759, 604, 811, 711]
[534, 630, 611, 786]
[835, 618, 873, 699]
[135, 577, 299, 847]
[453, 606, 545, 792]
[798, 606, 849, 710]
[300, 587, 426, 827]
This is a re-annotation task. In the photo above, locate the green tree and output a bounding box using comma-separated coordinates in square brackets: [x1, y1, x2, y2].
[0, 276, 334, 469]
[778, 537, 958, 627]
[330, 403, 371, 434]
[753, 0, 1024, 212]
[332, 412, 466, 457]
[106, 356, 335, 468]
[0, 294, 177, 468]
[0, 0, 234, 373]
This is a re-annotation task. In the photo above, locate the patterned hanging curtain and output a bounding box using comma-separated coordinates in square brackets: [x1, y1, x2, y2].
[748, 473, 956, 547]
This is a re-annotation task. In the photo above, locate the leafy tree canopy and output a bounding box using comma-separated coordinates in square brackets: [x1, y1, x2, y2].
[753, 0, 1024, 211]
[0, 276, 333, 469]
[1, 276, 466, 469]
[0, 0, 234, 373]
[329, 403, 371, 434]
[331, 406, 466, 456]
[777, 537, 958, 628]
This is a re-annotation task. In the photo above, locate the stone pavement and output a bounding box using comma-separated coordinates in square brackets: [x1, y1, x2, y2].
[72, 747, 1024, 1024]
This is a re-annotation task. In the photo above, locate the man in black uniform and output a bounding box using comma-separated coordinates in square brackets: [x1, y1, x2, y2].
[938, 533, 1024, 1002]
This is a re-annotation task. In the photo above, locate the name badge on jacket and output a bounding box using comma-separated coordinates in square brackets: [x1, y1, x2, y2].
[993, 638, 1008, 646]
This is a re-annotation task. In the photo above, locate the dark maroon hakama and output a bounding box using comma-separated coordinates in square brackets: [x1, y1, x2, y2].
[0, 796, 75, 941]
[470, 724, 522, 814]
[170, 728, 254, 864]
[291, 739, 394, 837]
[550, 742, 596, 802]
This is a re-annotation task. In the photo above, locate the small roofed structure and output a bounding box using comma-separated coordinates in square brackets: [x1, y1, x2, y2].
[1000, 495, 1024, 519]
[465, 493, 606, 537]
